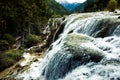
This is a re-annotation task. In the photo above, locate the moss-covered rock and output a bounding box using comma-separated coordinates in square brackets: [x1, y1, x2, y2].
[44, 33, 104, 80]
[63, 33, 104, 62]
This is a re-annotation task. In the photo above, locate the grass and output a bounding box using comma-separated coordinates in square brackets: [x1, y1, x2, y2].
[0, 50, 46, 79]
[0, 49, 24, 72]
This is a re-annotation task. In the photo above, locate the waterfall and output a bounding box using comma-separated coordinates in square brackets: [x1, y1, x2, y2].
[15, 12, 120, 80]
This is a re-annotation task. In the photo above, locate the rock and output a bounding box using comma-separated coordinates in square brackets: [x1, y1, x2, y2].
[101, 58, 120, 66]
[63, 33, 104, 62]
[118, 16, 120, 19]
[52, 19, 66, 42]
[44, 33, 104, 80]
[33, 58, 39, 62]
[114, 11, 117, 13]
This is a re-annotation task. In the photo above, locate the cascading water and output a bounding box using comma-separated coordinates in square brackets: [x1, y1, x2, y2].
[15, 12, 120, 80]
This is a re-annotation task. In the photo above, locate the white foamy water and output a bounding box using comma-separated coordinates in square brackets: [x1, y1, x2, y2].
[59, 63, 120, 80]
[15, 12, 120, 80]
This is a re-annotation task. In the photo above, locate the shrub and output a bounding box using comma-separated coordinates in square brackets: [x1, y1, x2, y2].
[0, 57, 15, 70]
[25, 34, 41, 47]
[1, 34, 16, 45]
[0, 40, 9, 51]
[0, 49, 23, 71]
[107, 0, 118, 11]
[4, 49, 23, 60]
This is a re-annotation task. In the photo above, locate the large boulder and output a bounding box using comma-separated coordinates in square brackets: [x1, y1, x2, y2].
[43, 33, 104, 80]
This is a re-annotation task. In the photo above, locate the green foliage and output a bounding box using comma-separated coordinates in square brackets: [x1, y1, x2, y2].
[0, 49, 23, 71]
[0, 58, 15, 71]
[107, 0, 118, 11]
[0, 40, 9, 51]
[80, 0, 119, 12]
[0, 0, 68, 37]
[4, 49, 22, 60]
[0, 0, 48, 36]
[25, 34, 41, 47]
[84, 0, 98, 12]
[45, 0, 68, 17]
[93, 4, 97, 11]
[117, 0, 120, 7]
[1, 34, 16, 45]
[0, 0, 68, 72]
[0, 34, 15, 51]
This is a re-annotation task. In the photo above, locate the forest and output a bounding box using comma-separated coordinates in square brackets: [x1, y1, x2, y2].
[73, 0, 120, 12]
[84, 0, 120, 12]
[0, 0, 68, 71]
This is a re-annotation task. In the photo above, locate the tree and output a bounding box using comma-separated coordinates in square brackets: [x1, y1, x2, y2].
[107, 0, 118, 11]
[0, 0, 48, 36]
[93, 4, 97, 11]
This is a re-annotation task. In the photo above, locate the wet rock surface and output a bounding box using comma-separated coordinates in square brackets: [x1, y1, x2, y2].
[44, 33, 104, 80]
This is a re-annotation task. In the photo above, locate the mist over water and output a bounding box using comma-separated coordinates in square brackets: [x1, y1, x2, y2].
[56, 0, 86, 3]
